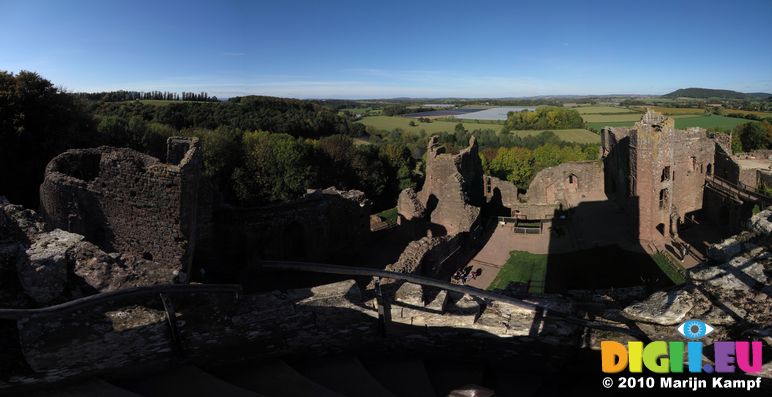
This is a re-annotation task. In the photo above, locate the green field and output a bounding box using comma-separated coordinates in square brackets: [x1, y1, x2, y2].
[360, 116, 504, 134]
[674, 115, 756, 130]
[587, 114, 753, 131]
[359, 116, 599, 144]
[581, 113, 646, 123]
[340, 107, 379, 115]
[488, 251, 547, 293]
[572, 106, 639, 114]
[631, 106, 707, 115]
[586, 121, 638, 130]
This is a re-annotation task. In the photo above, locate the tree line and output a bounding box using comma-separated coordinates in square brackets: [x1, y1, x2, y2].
[0, 70, 404, 210]
[74, 90, 219, 102]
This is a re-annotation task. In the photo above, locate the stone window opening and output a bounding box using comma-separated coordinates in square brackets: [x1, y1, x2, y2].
[706, 163, 713, 176]
[142, 252, 154, 261]
[689, 156, 697, 172]
[656, 223, 666, 236]
[566, 174, 578, 192]
[659, 188, 669, 209]
[661, 166, 671, 182]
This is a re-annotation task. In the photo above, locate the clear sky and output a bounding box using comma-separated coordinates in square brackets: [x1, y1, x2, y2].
[1, 0, 770, 99]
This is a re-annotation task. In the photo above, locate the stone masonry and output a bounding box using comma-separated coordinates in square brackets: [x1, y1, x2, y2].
[1, 199, 179, 305]
[602, 111, 715, 242]
[215, 187, 371, 266]
[39, 137, 205, 277]
[523, 161, 604, 208]
[409, 136, 484, 236]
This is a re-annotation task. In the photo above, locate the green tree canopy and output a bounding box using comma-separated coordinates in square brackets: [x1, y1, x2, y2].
[233, 131, 314, 206]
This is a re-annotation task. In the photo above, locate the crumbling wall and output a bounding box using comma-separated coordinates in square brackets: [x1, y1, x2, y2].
[215, 187, 371, 266]
[414, 136, 483, 235]
[483, 176, 520, 211]
[524, 161, 604, 207]
[397, 187, 425, 221]
[384, 234, 460, 278]
[39, 137, 206, 277]
[713, 143, 740, 181]
[0, 199, 179, 306]
[602, 112, 715, 242]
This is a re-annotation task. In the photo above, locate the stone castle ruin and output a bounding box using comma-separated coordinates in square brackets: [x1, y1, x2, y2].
[480, 110, 764, 249]
[390, 137, 485, 279]
[39, 138, 206, 278]
[399, 136, 484, 235]
[0, 112, 771, 391]
[0, 137, 371, 307]
[603, 111, 715, 242]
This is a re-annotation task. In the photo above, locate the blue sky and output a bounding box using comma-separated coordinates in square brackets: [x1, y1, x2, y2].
[1, 0, 771, 98]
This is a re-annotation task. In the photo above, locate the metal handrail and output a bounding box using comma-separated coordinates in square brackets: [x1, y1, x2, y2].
[261, 260, 646, 338]
[0, 262, 647, 338]
[707, 174, 771, 200]
[0, 284, 241, 320]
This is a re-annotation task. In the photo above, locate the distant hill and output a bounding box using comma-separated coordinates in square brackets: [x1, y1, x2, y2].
[663, 88, 771, 100]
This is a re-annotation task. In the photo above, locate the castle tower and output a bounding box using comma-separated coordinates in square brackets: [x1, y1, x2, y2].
[628, 111, 714, 242]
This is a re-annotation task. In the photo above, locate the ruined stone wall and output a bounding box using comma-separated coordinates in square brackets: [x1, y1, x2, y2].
[760, 170, 772, 190]
[39, 138, 205, 277]
[524, 161, 604, 207]
[483, 176, 520, 211]
[713, 143, 740, 182]
[509, 203, 560, 220]
[214, 188, 370, 266]
[416, 136, 483, 235]
[739, 167, 762, 189]
[1, 199, 179, 306]
[384, 234, 460, 278]
[603, 112, 715, 242]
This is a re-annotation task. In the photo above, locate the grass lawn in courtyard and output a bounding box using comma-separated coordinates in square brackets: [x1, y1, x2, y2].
[488, 251, 547, 293]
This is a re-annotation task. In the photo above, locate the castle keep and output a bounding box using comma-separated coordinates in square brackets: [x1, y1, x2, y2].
[602, 111, 715, 242]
